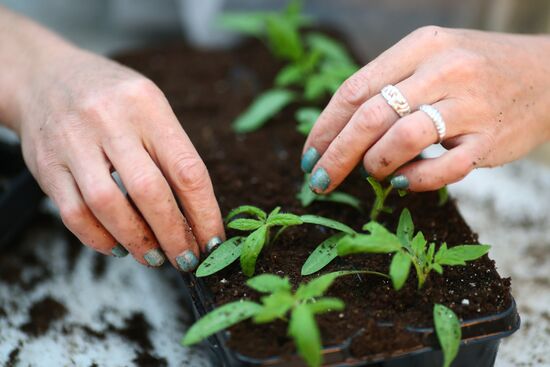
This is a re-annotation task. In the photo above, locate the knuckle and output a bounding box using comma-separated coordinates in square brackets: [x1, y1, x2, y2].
[355, 103, 387, 135]
[411, 25, 451, 47]
[338, 73, 370, 106]
[59, 203, 88, 230]
[438, 50, 484, 81]
[173, 154, 210, 193]
[85, 185, 118, 210]
[394, 123, 422, 151]
[128, 172, 165, 200]
[120, 77, 163, 102]
[451, 150, 474, 178]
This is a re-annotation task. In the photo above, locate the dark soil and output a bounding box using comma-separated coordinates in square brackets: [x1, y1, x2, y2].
[6, 346, 20, 367]
[114, 39, 512, 360]
[20, 296, 68, 337]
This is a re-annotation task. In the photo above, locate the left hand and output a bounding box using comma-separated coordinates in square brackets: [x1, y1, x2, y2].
[301, 26, 550, 192]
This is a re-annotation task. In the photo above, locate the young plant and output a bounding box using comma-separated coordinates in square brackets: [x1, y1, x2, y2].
[366, 177, 407, 222]
[183, 271, 357, 367]
[297, 174, 362, 212]
[218, 0, 358, 134]
[196, 205, 356, 277]
[337, 208, 491, 290]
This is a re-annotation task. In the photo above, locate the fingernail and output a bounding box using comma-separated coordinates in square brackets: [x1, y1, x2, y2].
[301, 147, 320, 173]
[391, 175, 409, 190]
[309, 167, 331, 192]
[111, 244, 129, 258]
[359, 166, 370, 179]
[205, 236, 223, 253]
[144, 249, 166, 267]
[176, 250, 199, 272]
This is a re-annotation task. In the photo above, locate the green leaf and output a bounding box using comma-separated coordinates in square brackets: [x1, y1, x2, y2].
[306, 33, 355, 65]
[438, 186, 449, 206]
[307, 297, 345, 315]
[301, 233, 345, 275]
[182, 301, 261, 346]
[433, 304, 461, 367]
[275, 64, 304, 87]
[297, 176, 317, 206]
[226, 205, 266, 222]
[304, 74, 331, 101]
[267, 213, 303, 227]
[247, 274, 291, 293]
[389, 251, 412, 291]
[233, 89, 296, 133]
[253, 291, 295, 323]
[266, 16, 303, 61]
[216, 12, 271, 37]
[436, 244, 491, 266]
[289, 304, 322, 367]
[295, 107, 321, 135]
[300, 215, 356, 235]
[366, 177, 384, 199]
[316, 192, 362, 212]
[396, 208, 414, 244]
[227, 218, 265, 231]
[240, 226, 269, 277]
[196, 237, 243, 277]
[432, 263, 443, 274]
[362, 221, 391, 235]
[267, 206, 282, 219]
[337, 232, 401, 256]
[427, 242, 436, 264]
[398, 189, 408, 197]
[411, 231, 428, 258]
[296, 271, 357, 300]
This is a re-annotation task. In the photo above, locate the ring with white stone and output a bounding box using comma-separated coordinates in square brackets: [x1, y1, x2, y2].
[419, 104, 446, 143]
[380, 84, 411, 118]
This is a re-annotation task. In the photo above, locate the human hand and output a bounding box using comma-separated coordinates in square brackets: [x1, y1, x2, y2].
[301, 26, 550, 192]
[14, 47, 224, 271]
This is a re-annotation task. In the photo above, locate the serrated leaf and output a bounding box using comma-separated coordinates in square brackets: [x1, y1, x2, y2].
[227, 218, 265, 231]
[182, 300, 261, 346]
[266, 16, 303, 61]
[300, 215, 355, 235]
[296, 271, 358, 300]
[254, 291, 295, 323]
[337, 232, 401, 256]
[268, 213, 303, 227]
[196, 237, 243, 277]
[301, 233, 345, 276]
[226, 205, 266, 222]
[233, 89, 296, 133]
[307, 297, 345, 315]
[289, 304, 322, 367]
[247, 274, 291, 293]
[240, 226, 269, 277]
[216, 12, 271, 37]
[433, 304, 461, 367]
[436, 244, 491, 266]
[389, 251, 412, 291]
[275, 64, 304, 87]
[306, 32, 355, 65]
[397, 208, 414, 245]
[295, 107, 321, 136]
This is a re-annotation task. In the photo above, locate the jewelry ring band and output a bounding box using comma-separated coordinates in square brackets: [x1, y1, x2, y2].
[381, 85, 411, 118]
[419, 104, 446, 143]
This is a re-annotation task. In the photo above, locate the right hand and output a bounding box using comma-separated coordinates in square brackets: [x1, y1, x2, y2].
[13, 46, 225, 271]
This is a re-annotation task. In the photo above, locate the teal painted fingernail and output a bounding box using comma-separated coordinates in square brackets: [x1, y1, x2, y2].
[309, 167, 331, 192]
[206, 236, 223, 253]
[391, 175, 409, 190]
[359, 166, 370, 179]
[301, 147, 320, 173]
[176, 250, 199, 272]
[111, 244, 128, 258]
[144, 249, 166, 267]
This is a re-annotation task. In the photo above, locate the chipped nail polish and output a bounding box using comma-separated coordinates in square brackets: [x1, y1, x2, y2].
[301, 147, 320, 173]
[205, 236, 223, 253]
[391, 175, 410, 190]
[176, 250, 199, 272]
[111, 244, 129, 258]
[359, 165, 370, 179]
[309, 167, 331, 192]
[144, 249, 166, 267]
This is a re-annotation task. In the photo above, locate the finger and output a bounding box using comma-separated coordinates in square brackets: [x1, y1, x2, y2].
[144, 117, 225, 253]
[363, 100, 465, 180]
[390, 136, 481, 191]
[68, 147, 166, 267]
[104, 135, 200, 272]
[301, 26, 445, 172]
[45, 167, 119, 256]
[309, 72, 444, 193]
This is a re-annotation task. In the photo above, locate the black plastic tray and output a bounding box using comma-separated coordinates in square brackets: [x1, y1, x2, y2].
[180, 273, 520, 367]
[0, 142, 44, 247]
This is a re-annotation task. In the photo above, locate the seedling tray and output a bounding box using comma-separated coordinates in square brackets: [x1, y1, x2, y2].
[179, 273, 519, 367]
[0, 142, 44, 247]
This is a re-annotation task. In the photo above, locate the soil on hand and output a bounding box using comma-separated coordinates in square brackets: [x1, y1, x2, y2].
[114, 41, 511, 360]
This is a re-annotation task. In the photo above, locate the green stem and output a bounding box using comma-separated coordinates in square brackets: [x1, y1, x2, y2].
[370, 185, 393, 221]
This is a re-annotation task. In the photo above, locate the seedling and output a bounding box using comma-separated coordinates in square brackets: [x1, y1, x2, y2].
[218, 0, 358, 134]
[337, 208, 491, 290]
[183, 271, 359, 367]
[196, 205, 356, 277]
[297, 174, 362, 212]
[366, 177, 407, 222]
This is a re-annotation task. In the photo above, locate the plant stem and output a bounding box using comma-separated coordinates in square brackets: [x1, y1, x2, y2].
[370, 186, 393, 221]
